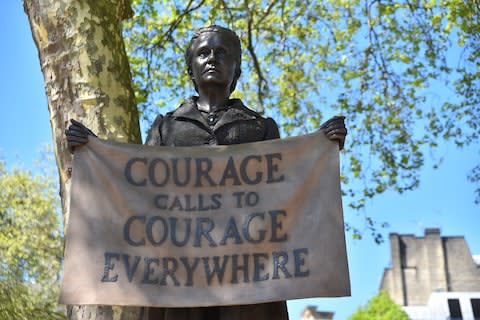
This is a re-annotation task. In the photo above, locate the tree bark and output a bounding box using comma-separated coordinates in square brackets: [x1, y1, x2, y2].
[24, 0, 143, 319]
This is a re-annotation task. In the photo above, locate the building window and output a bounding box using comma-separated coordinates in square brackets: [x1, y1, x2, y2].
[448, 299, 463, 320]
[472, 298, 480, 320]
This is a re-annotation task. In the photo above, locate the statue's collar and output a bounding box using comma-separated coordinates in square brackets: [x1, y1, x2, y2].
[171, 97, 258, 131]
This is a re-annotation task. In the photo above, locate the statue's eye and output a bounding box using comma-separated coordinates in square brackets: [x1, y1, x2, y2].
[199, 49, 210, 58]
[216, 48, 226, 58]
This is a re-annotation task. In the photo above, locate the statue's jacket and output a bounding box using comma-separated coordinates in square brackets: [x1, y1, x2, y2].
[145, 97, 280, 146]
[144, 96, 289, 320]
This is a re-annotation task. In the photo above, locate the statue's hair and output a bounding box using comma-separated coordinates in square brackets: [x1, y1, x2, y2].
[185, 25, 242, 93]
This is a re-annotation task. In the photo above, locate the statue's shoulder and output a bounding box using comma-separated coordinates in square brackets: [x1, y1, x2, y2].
[228, 99, 280, 139]
[163, 97, 200, 119]
[144, 98, 196, 146]
[230, 99, 278, 126]
[229, 98, 264, 119]
[145, 114, 164, 146]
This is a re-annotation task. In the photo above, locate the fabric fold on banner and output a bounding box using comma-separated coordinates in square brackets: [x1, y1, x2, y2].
[60, 131, 350, 307]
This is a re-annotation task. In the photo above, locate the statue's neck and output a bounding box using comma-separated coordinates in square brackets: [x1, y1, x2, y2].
[196, 86, 230, 113]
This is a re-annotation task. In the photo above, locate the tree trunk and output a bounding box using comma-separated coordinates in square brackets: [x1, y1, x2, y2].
[24, 0, 143, 319]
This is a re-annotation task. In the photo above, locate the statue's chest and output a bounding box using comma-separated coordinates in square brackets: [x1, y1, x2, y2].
[162, 118, 266, 146]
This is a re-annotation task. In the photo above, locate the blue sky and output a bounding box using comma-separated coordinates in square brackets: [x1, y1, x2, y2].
[1, 1, 478, 319]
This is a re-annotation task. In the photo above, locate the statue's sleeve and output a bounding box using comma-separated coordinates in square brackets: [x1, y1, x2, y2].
[145, 114, 164, 146]
[264, 117, 280, 140]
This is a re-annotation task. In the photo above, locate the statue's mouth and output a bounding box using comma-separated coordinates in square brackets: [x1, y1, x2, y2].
[204, 65, 220, 74]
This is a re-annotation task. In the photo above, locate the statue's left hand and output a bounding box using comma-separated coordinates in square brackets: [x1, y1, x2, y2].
[320, 116, 347, 150]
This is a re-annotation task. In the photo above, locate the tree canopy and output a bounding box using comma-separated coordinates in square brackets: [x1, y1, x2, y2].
[348, 291, 410, 320]
[123, 0, 479, 240]
[0, 159, 64, 319]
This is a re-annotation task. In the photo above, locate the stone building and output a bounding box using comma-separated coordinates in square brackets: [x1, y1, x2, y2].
[380, 228, 480, 319]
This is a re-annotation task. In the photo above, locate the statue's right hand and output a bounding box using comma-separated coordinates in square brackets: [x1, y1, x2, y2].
[65, 119, 96, 152]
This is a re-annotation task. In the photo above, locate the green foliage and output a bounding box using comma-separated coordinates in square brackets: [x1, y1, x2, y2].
[348, 291, 410, 320]
[122, 0, 480, 239]
[0, 160, 65, 319]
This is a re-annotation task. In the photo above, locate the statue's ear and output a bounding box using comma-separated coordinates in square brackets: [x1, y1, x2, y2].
[188, 68, 198, 93]
[230, 68, 241, 93]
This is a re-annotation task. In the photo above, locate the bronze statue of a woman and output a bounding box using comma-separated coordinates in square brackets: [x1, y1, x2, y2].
[66, 25, 346, 320]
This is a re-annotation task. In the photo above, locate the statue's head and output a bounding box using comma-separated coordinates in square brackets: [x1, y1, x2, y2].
[185, 25, 242, 94]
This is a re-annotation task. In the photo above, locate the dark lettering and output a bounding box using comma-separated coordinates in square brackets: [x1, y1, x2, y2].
[231, 254, 250, 284]
[240, 155, 262, 184]
[197, 193, 210, 211]
[159, 257, 180, 286]
[243, 212, 266, 244]
[266, 153, 284, 183]
[179, 257, 200, 286]
[211, 193, 222, 210]
[272, 251, 292, 279]
[171, 157, 191, 186]
[124, 157, 147, 186]
[232, 191, 244, 208]
[194, 158, 216, 187]
[154, 194, 168, 210]
[101, 252, 119, 282]
[146, 216, 168, 246]
[253, 253, 270, 282]
[149, 158, 170, 187]
[269, 210, 288, 242]
[245, 192, 259, 206]
[168, 196, 184, 211]
[219, 217, 243, 245]
[122, 254, 141, 282]
[203, 256, 229, 285]
[219, 156, 241, 186]
[293, 248, 310, 277]
[184, 194, 197, 211]
[142, 257, 159, 284]
[169, 217, 191, 247]
[194, 218, 217, 247]
[124, 216, 146, 246]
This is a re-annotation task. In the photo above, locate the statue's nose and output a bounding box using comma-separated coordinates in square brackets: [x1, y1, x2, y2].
[207, 50, 216, 62]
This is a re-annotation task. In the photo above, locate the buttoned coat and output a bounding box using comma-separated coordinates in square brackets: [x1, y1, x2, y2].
[144, 97, 289, 320]
[146, 97, 280, 147]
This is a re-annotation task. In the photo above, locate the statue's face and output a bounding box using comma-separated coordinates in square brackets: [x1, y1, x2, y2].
[189, 31, 238, 92]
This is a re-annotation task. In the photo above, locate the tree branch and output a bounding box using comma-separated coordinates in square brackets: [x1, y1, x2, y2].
[151, 0, 207, 50]
[245, 2, 268, 109]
